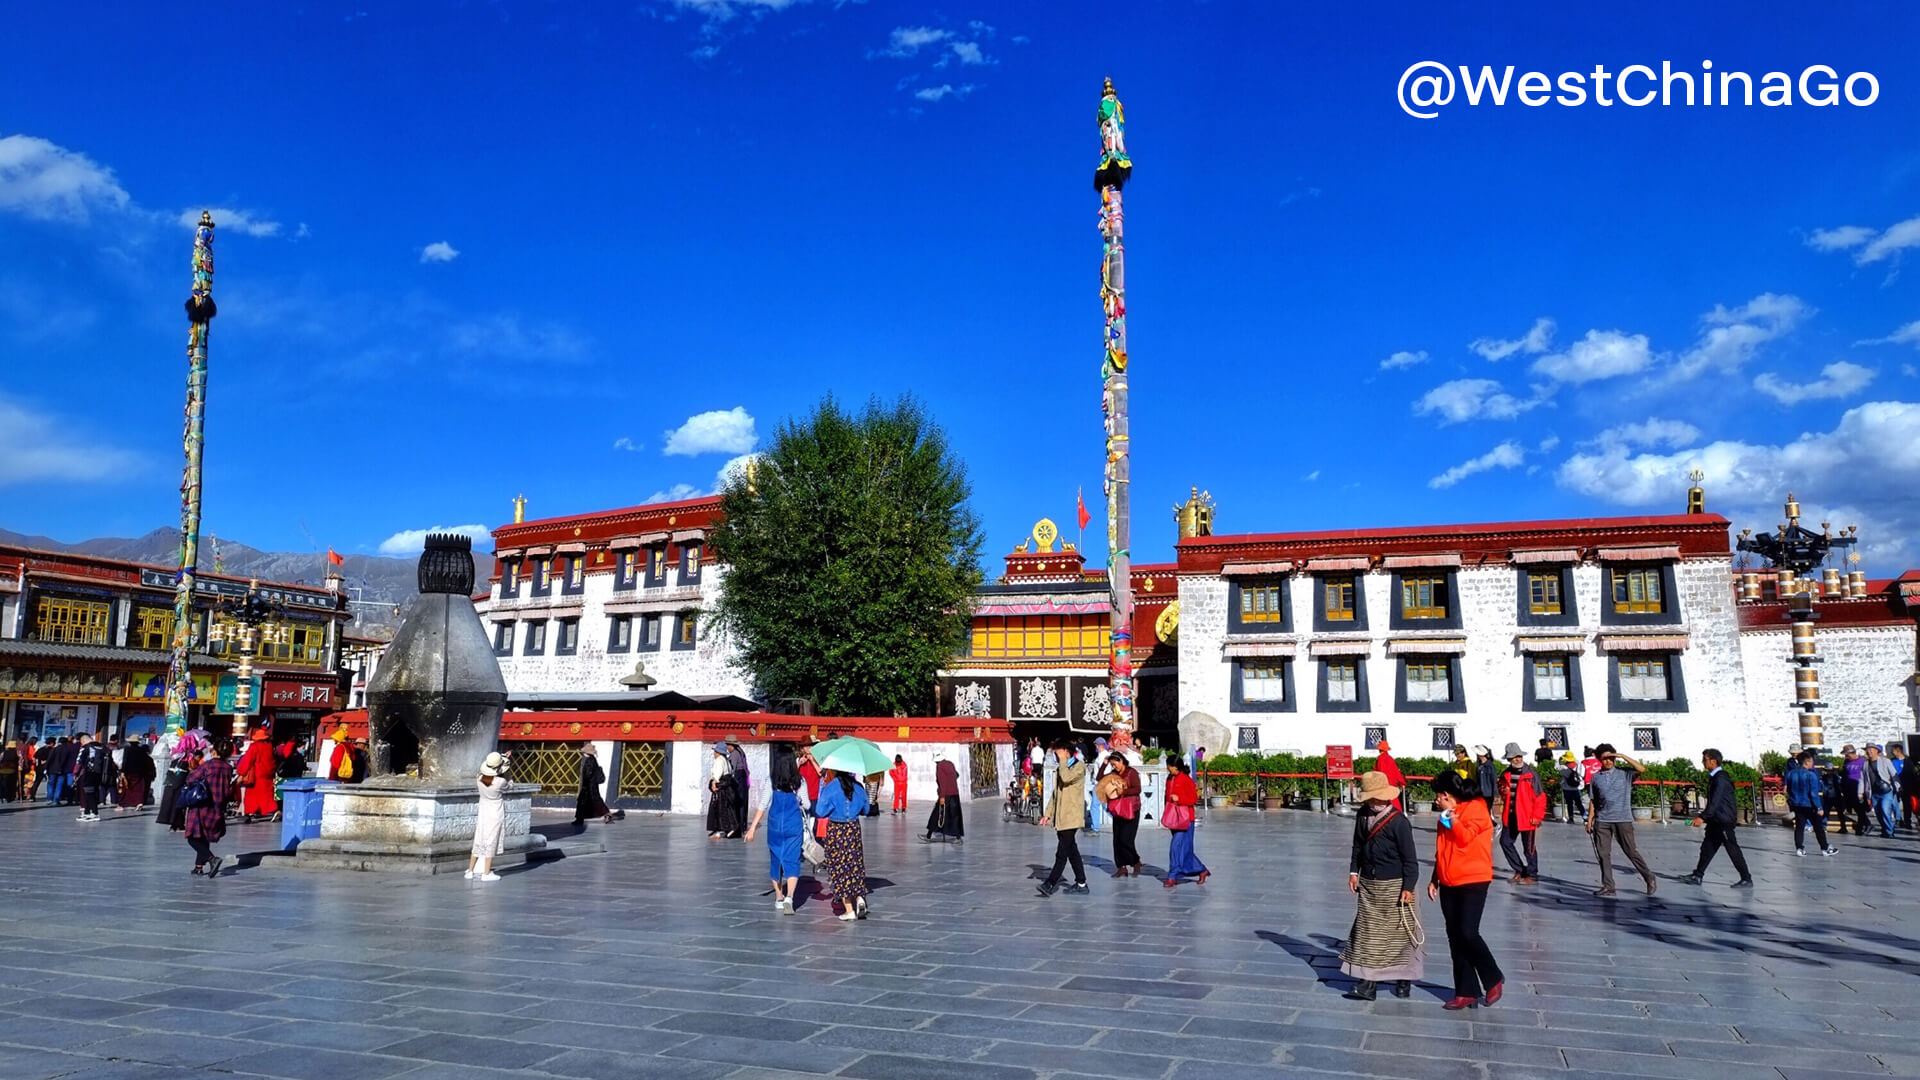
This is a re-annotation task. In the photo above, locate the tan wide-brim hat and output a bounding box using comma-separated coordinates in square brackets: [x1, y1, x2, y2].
[1357, 770, 1400, 802]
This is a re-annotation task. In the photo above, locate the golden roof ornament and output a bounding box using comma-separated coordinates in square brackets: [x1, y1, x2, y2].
[512, 493, 527, 524]
[1174, 487, 1215, 539]
[1154, 600, 1180, 644]
[1686, 468, 1705, 515]
[1031, 518, 1059, 554]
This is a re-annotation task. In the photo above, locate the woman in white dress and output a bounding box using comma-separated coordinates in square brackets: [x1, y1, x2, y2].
[467, 751, 509, 882]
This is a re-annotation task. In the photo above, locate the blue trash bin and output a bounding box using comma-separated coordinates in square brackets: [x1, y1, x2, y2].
[279, 779, 330, 852]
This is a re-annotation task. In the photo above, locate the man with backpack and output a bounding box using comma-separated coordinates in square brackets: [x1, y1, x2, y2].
[1863, 744, 1899, 839]
[72, 733, 109, 822]
[1556, 752, 1585, 823]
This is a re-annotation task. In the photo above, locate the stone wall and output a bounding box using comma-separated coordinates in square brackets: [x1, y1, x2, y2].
[1741, 623, 1917, 753]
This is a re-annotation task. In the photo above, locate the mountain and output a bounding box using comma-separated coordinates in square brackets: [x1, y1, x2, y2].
[0, 526, 424, 639]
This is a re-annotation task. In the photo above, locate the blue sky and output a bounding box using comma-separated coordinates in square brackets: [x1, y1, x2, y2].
[4, 1, 1920, 576]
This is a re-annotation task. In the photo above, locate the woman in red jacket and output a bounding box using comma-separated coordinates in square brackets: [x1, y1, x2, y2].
[889, 754, 908, 814]
[234, 729, 280, 823]
[1428, 771, 1503, 1010]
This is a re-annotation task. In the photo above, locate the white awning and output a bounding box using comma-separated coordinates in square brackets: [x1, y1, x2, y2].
[1516, 635, 1587, 655]
[556, 542, 587, 555]
[1598, 634, 1690, 653]
[671, 530, 705, 543]
[1510, 548, 1579, 565]
[1304, 556, 1370, 573]
[1221, 560, 1294, 576]
[1597, 545, 1680, 563]
[521, 546, 552, 557]
[1308, 639, 1373, 658]
[1385, 638, 1468, 656]
[637, 532, 670, 545]
[609, 537, 643, 551]
[1382, 553, 1462, 570]
[1222, 638, 1297, 658]
[494, 548, 522, 561]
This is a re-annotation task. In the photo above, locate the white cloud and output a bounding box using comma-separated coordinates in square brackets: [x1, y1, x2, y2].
[1470, 317, 1555, 362]
[947, 41, 991, 65]
[294, 222, 310, 239]
[445, 316, 588, 362]
[0, 135, 131, 223]
[420, 241, 460, 263]
[644, 483, 706, 504]
[1667, 293, 1810, 381]
[0, 395, 140, 485]
[1809, 213, 1920, 265]
[1429, 441, 1525, 489]
[1556, 403, 1920, 561]
[669, 0, 804, 19]
[377, 524, 490, 556]
[1531, 329, 1653, 384]
[875, 25, 951, 57]
[1589, 419, 1701, 451]
[613, 437, 642, 453]
[1753, 360, 1875, 405]
[1537, 435, 1561, 454]
[1379, 349, 1428, 371]
[914, 84, 975, 102]
[1807, 225, 1875, 253]
[1857, 320, 1920, 348]
[178, 207, 282, 238]
[663, 406, 757, 456]
[1303, 470, 1321, 482]
[1414, 378, 1540, 424]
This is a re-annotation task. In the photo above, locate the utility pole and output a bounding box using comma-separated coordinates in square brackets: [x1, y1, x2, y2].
[1097, 78, 1135, 748]
[165, 212, 217, 735]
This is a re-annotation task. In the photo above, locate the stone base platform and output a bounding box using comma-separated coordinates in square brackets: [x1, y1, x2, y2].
[291, 780, 552, 874]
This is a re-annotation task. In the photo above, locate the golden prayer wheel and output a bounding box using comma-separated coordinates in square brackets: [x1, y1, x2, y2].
[1823, 567, 1843, 593]
[1794, 668, 1821, 702]
[1741, 573, 1761, 602]
[1799, 713, 1824, 747]
[1791, 623, 1817, 658]
[1850, 570, 1868, 598]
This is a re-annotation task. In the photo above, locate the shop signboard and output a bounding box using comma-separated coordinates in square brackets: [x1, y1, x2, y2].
[216, 674, 263, 715]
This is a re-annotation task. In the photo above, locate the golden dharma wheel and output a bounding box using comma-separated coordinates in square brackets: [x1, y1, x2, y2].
[569, 721, 582, 735]
[520, 722, 534, 735]
[672, 721, 685, 734]
[621, 721, 633, 734]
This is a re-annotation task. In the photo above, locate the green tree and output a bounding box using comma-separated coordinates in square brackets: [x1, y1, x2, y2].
[708, 396, 984, 717]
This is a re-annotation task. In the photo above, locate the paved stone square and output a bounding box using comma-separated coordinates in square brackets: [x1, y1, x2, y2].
[3, 798, 1918, 1080]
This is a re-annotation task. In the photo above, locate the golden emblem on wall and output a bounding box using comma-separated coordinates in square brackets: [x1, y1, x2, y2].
[520, 722, 534, 735]
[1155, 600, 1181, 645]
[672, 720, 685, 734]
[621, 721, 633, 734]
[569, 721, 582, 735]
[1032, 518, 1060, 553]
[898, 725, 911, 739]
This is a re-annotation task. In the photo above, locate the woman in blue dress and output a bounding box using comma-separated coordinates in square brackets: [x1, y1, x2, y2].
[814, 767, 871, 922]
[745, 745, 809, 915]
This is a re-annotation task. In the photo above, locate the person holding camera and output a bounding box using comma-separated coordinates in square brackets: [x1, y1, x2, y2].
[468, 750, 512, 882]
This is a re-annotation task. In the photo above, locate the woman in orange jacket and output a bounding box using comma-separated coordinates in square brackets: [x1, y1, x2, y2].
[1428, 771, 1504, 1010]
[889, 755, 908, 815]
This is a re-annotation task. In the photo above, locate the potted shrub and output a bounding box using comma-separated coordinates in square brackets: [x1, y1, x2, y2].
[1630, 762, 1664, 820]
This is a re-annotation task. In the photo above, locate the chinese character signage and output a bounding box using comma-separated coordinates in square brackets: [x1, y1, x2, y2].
[262, 679, 336, 708]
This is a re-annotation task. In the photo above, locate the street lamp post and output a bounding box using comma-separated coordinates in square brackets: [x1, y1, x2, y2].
[209, 580, 286, 740]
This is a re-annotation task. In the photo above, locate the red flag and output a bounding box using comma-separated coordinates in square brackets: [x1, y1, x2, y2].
[1076, 489, 1090, 531]
[326, 548, 345, 567]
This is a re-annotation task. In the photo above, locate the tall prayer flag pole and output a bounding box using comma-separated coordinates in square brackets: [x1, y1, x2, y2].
[164, 212, 217, 734]
[1096, 79, 1135, 748]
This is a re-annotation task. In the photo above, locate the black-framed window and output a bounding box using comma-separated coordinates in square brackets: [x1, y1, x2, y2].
[679, 541, 704, 586]
[492, 621, 515, 656]
[672, 610, 698, 651]
[1431, 725, 1456, 752]
[1394, 655, 1466, 713]
[1389, 571, 1462, 630]
[1314, 574, 1367, 632]
[1229, 578, 1289, 632]
[499, 559, 520, 599]
[523, 619, 548, 655]
[531, 558, 552, 598]
[555, 617, 579, 656]
[1607, 651, 1689, 713]
[1602, 563, 1682, 626]
[614, 551, 638, 592]
[1516, 565, 1578, 627]
[1364, 725, 1387, 750]
[1633, 726, 1663, 752]
[1541, 725, 1569, 751]
[1316, 657, 1371, 713]
[644, 545, 668, 588]
[1521, 653, 1584, 712]
[561, 556, 584, 595]
[609, 615, 632, 653]
[1230, 658, 1296, 712]
[639, 614, 662, 652]
[1237, 725, 1261, 751]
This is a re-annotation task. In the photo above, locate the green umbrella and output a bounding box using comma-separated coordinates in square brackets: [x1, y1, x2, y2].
[813, 736, 892, 779]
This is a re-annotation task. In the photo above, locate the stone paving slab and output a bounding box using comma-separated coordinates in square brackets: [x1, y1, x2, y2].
[3, 800, 1919, 1080]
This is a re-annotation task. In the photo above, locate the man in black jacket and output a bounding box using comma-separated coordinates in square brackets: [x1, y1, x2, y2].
[1683, 748, 1752, 888]
[72, 733, 109, 822]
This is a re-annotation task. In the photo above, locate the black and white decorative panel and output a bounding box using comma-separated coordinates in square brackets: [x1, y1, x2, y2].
[1364, 726, 1387, 750]
[1633, 726, 1662, 752]
[1238, 725, 1261, 750]
[1431, 726, 1456, 752]
[1013, 676, 1066, 721]
[942, 678, 1005, 720]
